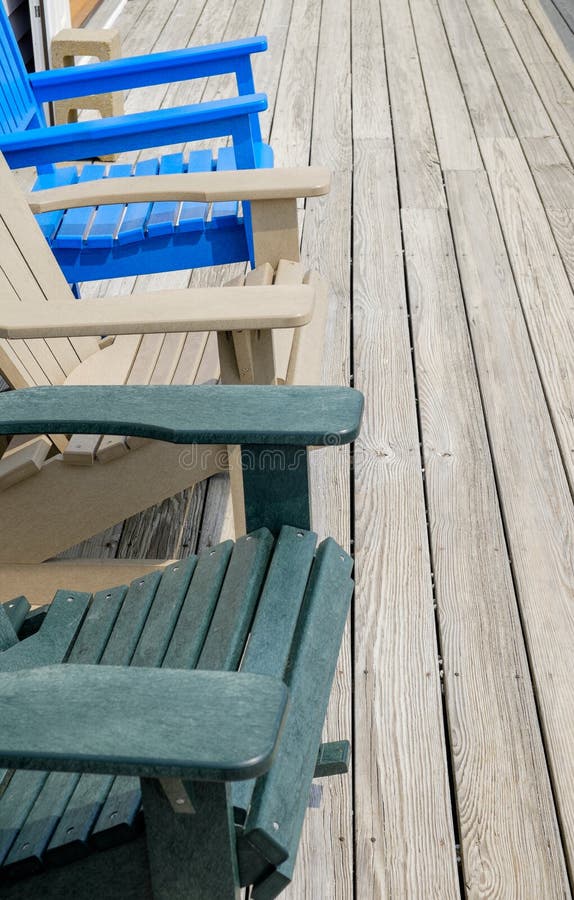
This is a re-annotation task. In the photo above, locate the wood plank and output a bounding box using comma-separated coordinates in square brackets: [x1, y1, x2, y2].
[465, 0, 556, 138]
[446, 166, 574, 883]
[380, 0, 446, 209]
[410, 0, 482, 170]
[480, 137, 574, 496]
[437, 0, 515, 139]
[404, 204, 568, 896]
[522, 0, 574, 86]
[351, 2, 458, 885]
[267, 0, 321, 171]
[352, 138, 459, 896]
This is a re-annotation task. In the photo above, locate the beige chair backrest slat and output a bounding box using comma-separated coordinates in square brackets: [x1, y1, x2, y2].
[0, 153, 100, 385]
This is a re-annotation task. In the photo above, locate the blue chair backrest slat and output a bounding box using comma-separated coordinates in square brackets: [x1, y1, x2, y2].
[0, 6, 45, 135]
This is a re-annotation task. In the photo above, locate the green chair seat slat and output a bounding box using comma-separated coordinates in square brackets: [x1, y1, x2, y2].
[85, 560, 198, 849]
[44, 574, 163, 865]
[1, 597, 31, 642]
[0, 587, 120, 871]
[0, 591, 90, 675]
[90, 543, 234, 849]
[198, 528, 274, 672]
[243, 538, 354, 897]
[161, 540, 233, 670]
[46, 557, 191, 864]
[94, 533, 272, 849]
[99, 571, 163, 667]
[131, 559, 197, 667]
[1, 587, 126, 876]
[233, 526, 317, 828]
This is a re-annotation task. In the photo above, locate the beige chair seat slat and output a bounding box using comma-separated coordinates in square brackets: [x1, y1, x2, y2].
[62, 336, 142, 466]
[0, 435, 52, 491]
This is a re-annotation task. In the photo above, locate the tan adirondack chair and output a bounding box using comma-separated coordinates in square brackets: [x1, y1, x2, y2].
[0, 153, 330, 566]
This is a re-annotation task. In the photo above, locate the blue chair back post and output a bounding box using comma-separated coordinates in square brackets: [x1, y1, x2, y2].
[234, 57, 262, 146]
[0, 7, 46, 134]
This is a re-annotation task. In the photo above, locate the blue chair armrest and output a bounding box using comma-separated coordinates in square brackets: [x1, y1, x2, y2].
[0, 385, 364, 447]
[28, 36, 267, 103]
[0, 94, 266, 168]
[0, 665, 288, 781]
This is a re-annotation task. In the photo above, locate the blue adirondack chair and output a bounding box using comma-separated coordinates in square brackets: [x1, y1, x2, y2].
[0, 6, 272, 285]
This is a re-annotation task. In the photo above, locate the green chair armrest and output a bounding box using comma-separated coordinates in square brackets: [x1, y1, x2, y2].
[0, 385, 363, 447]
[0, 666, 288, 781]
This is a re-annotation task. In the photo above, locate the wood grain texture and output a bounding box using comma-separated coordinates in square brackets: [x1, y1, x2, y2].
[522, 0, 574, 86]
[267, 0, 321, 171]
[479, 137, 574, 497]
[465, 0, 556, 138]
[410, 0, 483, 170]
[437, 0, 515, 139]
[353, 143, 459, 897]
[350, 0, 458, 895]
[446, 168, 574, 884]
[404, 204, 568, 897]
[380, 0, 446, 209]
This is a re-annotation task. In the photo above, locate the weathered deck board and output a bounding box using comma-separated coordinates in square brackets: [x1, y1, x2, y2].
[352, 0, 458, 896]
[27, 0, 574, 895]
[404, 204, 568, 896]
[446, 165, 574, 884]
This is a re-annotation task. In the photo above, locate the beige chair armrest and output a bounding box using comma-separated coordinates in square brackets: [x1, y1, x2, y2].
[27, 167, 331, 213]
[0, 285, 315, 339]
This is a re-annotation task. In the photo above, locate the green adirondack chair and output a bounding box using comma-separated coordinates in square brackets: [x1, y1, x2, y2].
[0, 383, 362, 899]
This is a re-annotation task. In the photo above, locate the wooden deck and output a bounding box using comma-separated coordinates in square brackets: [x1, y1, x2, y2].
[57, 0, 574, 895]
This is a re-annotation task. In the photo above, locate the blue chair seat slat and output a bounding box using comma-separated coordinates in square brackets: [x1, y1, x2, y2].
[178, 149, 213, 233]
[146, 153, 184, 238]
[211, 146, 240, 226]
[85, 164, 133, 249]
[116, 158, 159, 245]
[52, 164, 107, 250]
[32, 167, 78, 242]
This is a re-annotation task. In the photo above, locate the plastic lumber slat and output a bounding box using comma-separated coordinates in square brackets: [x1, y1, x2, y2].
[31, 167, 78, 242]
[116, 157, 159, 245]
[43, 572, 163, 865]
[1, 587, 126, 876]
[52, 164, 107, 250]
[146, 154, 184, 237]
[85, 164, 133, 249]
[212, 146, 240, 226]
[178, 149, 212, 232]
